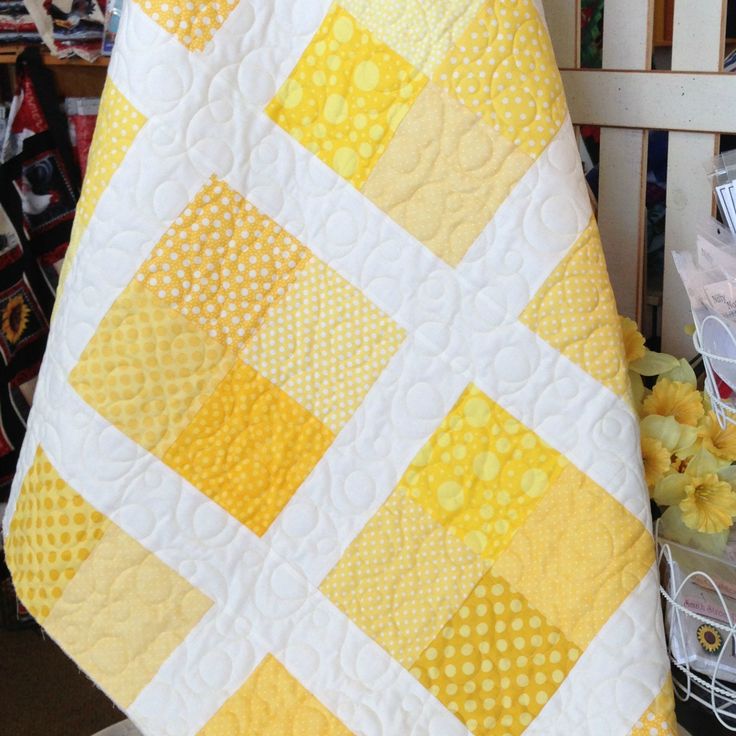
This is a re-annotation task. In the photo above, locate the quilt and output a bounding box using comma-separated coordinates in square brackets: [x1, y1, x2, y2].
[2, 1, 676, 735]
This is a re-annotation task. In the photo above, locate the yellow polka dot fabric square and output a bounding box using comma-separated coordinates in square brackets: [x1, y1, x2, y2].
[321, 489, 489, 668]
[59, 82, 146, 296]
[4, 447, 109, 623]
[70, 279, 236, 457]
[241, 256, 406, 434]
[410, 570, 580, 736]
[493, 463, 654, 648]
[138, 178, 310, 352]
[198, 655, 353, 736]
[519, 218, 629, 399]
[630, 681, 678, 736]
[401, 384, 566, 563]
[163, 360, 334, 536]
[434, 0, 567, 160]
[138, 0, 239, 52]
[266, 4, 427, 188]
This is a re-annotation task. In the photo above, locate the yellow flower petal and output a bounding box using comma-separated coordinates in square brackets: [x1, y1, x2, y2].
[640, 414, 698, 455]
[641, 436, 671, 488]
[653, 473, 689, 506]
[679, 473, 736, 534]
[699, 411, 736, 462]
[641, 379, 705, 427]
[620, 316, 646, 363]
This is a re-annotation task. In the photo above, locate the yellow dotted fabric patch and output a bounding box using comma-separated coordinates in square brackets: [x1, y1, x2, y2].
[410, 570, 580, 736]
[434, 0, 566, 160]
[339, 0, 483, 76]
[493, 463, 654, 648]
[59, 82, 146, 296]
[401, 383, 566, 563]
[519, 218, 629, 398]
[266, 4, 427, 189]
[44, 524, 213, 708]
[242, 257, 405, 434]
[139, 178, 310, 352]
[362, 83, 533, 266]
[138, 0, 239, 52]
[629, 681, 678, 736]
[164, 360, 334, 536]
[70, 279, 236, 456]
[198, 655, 354, 736]
[4, 447, 109, 622]
[321, 489, 489, 668]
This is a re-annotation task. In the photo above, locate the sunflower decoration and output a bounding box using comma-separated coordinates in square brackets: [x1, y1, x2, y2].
[696, 623, 724, 654]
[1, 294, 30, 345]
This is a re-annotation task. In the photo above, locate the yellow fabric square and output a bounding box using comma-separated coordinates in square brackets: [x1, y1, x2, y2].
[138, 0, 238, 52]
[138, 177, 310, 352]
[339, 0, 483, 76]
[44, 524, 212, 708]
[362, 83, 533, 266]
[519, 218, 629, 398]
[401, 384, 566, 563]
[629, 681, 678, 736]
[241, 257, 405, 434]
[434, 0, 566, 160]
[59, 82, 146, 297]
[198, 655, 353, 736]
[70, 279, 236, 456]
[410, 570, 580, 736]
[493, 463, 654, 648]
[163, 360, 334, 536]
[266, 4, 427, 189]
[321, 489, 489, 668]
[4, 447, 109, 623]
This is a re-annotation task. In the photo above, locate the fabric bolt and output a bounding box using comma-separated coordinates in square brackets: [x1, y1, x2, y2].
[3, 2, 675, 736]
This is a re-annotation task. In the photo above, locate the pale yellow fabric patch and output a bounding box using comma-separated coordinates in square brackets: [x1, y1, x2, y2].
[241, 257, 406, 434]
[70, 279, 236, 456]
[362, 84, 532, 266]
[493, 463, 654, 648]
[401, 383, 566, 563]
[4, 447, 109, 622]
[410, 570, 580, 736]
[164, 360, 334, 536]
[339, 0, 483, 76]
[138, 0, 239, 52]
[629, 680, 678, 736]
[434, 0, 567, 160]
[266, 4, 427, 189]
[59, 82, 146, 296]
[138, 177, 311, 352]
[198, 655, 354, 735]
[321, 488, 489, 668]
[44, 524, 212, 708]
[519, 218, 629, 399]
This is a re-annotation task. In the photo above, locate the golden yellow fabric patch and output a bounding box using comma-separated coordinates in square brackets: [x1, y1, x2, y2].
[362, 83, 532, 266]
[402, 384, 566, 563]
[44, 524, 212, 708]
[434, 0, 566, 160]
[59, 82, 146, 296]
[339, 0, 483, 76]
[70, 279, 236, 455]
[4, 447, 109, 622]
[629, 680, 678, 736]
[138, 0, 238, 52]
[321, 489, 489, 668]
[198, 655, 353, 736]
[410, 570, 580, 736]
[242, 257, 406, 434]
[519, 218, 629, 398]
[164, 360, 334, 536]
[493, 463, 654, 648]
[266, 4, 427, 188]
[138, 177, 310, 352]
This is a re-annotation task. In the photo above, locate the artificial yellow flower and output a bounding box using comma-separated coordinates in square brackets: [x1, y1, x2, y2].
[620, 316, 646, 363]
[699, 411, 736, 462]
[678, 473, 736, 533]
[641, 436, 671, 488]
[642, 379, 705, 427]
[1, 294, 29, 344]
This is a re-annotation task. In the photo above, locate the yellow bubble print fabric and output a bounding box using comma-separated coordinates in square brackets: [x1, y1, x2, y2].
[3, 1, 673, 735]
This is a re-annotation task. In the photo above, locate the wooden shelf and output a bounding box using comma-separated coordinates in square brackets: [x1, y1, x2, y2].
[0, 45, 109, 67]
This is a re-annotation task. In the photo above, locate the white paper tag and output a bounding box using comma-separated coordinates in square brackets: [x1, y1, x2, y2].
[704, 279, 736, 320]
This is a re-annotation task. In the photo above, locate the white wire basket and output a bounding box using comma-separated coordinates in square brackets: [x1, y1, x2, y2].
[693, 314, 736, 430]
[658, 533, 736, 729]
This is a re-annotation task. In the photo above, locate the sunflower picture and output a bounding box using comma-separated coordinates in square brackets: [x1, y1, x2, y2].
[697, 623, 724, 654]
[1, 294, 30, 345]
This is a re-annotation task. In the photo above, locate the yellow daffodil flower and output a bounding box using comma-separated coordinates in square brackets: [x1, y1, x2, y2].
[641, 436, 671, 488]
[620, 316, 646, 363]
[642, 378, 705, 427]
[640, 415, 698, 488]
[699, 411, 736, 462]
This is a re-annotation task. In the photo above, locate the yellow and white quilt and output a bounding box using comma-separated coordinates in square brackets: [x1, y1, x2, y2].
[3, 1, 676, 734]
